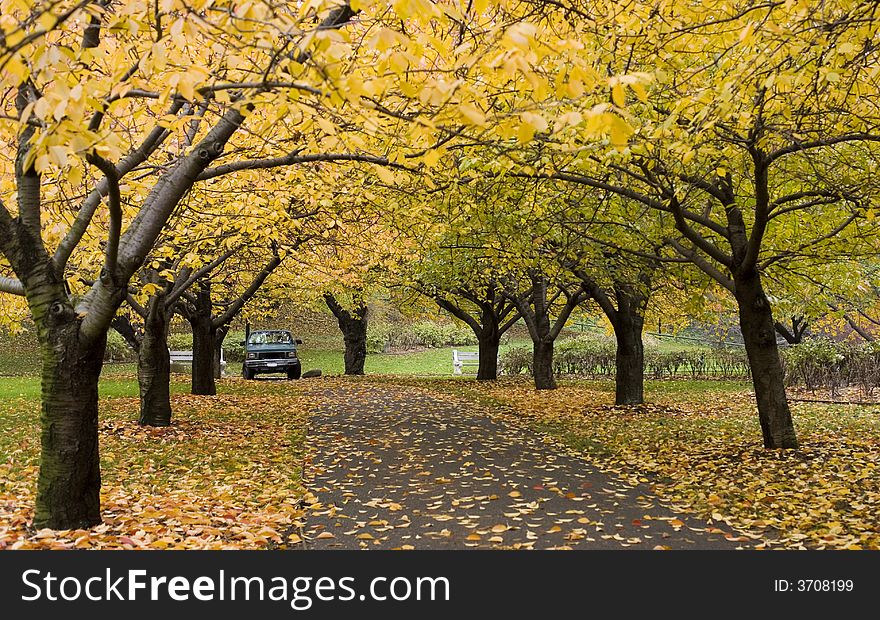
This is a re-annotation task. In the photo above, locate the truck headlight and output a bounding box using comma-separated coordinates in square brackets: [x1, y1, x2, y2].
[287, 351, 297, 358]
[247, 353, 256, 360]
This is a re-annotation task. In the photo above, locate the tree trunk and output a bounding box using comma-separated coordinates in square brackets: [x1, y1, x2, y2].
[191, 316, 217, 395]
[614, 314, 645, 405]
[341, 310, 367, 376]
[138, 296, 172, 426]
[734, 271, 798, 449]
[35, 320, 105, 529]
[533, 340, 556, 390]
[475, 304, 501, 381]
[477, 335, 500, 381]
[189, 283, 217, 395]
[325, 295, 368, 376]
[613, 293, 646, 405]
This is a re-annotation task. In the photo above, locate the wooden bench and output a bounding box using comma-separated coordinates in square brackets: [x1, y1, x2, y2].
[169, 349, 226, 374]
[452, 350, 480, 375]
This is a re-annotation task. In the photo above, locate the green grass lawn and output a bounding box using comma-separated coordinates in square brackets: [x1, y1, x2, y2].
[0, 344, 497, 396]
[0, 336, 747, 396]
[299, 345, 484, 376]
[0, 374, 191, 401]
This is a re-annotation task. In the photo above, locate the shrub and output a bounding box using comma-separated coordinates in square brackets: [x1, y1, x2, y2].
[499, 346, 532, 375]
[782, 338, 880, 397]
[500, 335, 751, 380]
[367, 321, 478, 352]
[104, 331, 136, 362]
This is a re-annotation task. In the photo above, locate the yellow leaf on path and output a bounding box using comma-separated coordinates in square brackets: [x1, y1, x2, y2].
[316, 532, 335, 540]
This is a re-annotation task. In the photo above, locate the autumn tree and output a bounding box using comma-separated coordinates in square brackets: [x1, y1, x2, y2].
[403, 236, 521, 381]
[465, 1, 880, 447]
[1, 0, 508, 528]
[114, 249, 237, 425]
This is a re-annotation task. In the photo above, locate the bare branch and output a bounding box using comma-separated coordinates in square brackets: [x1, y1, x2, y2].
[166, 246, 238, 306]
[196, 151, 416, 182]
[86, 152, 122, 282]
[0, 276, 25, 296]
[213, 253, 282, 328]
[53, 100, 185, 274]
[668, 237, 735, 293]
[767, 133, 880, 164]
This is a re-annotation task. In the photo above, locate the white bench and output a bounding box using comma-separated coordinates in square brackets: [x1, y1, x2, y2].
[452, 350, 480, 375]
[169, 349, 226, 374]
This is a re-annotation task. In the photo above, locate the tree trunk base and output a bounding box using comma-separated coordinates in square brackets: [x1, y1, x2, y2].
[35, 324, 105, 530]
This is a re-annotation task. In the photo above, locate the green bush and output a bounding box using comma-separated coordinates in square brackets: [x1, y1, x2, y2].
[499, 346, 532, 375]
[367, 321, 478, 352]
[104, 331, 137, 362]
[167, 333, 193, 351]
[500, 334, 751, 379]
[782, 338, 880, 396]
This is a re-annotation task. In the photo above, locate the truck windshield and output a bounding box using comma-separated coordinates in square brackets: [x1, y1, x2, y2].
[248, 332, 293, 345]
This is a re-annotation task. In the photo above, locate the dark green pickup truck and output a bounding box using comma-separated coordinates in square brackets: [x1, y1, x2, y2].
[242, 330, 302, 380]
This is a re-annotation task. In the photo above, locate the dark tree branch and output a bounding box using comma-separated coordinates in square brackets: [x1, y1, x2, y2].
[668, 238, 735, 293]
[165, 246, 239, 307]
[212, 253, 282, 328]
[86, 152, 122, 282]
[767, 133, 880, 164]
[196, 151, 416, 182]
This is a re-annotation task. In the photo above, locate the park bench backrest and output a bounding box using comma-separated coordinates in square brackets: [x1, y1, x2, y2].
[168, 350, 226, 364]
[169, 350, 193, 363]
[452, 350, 481, 375]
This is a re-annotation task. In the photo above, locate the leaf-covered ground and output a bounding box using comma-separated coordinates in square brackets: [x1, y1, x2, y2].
[0, 379, 309, 550]
[2, 374, 877, 550]
[427, 378, 880, 550]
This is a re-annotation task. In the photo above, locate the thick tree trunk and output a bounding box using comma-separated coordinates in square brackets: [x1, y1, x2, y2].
[325, 295, 368, 376]
[734, 271, 798, 449]
[610, 284, 648, 405]
[138, 296, 172, 426]
[343, 330, 367, 375]
[477, 335, 500, 381]
[341, 312, 367, 376]
[614, 310, 645, 405]
[533, 340, 556, 390]
[191, 316, 217, 395]
[35, 321, 105, 529]
[188, 283, 217, 395]
[476, 304, 501, 381]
